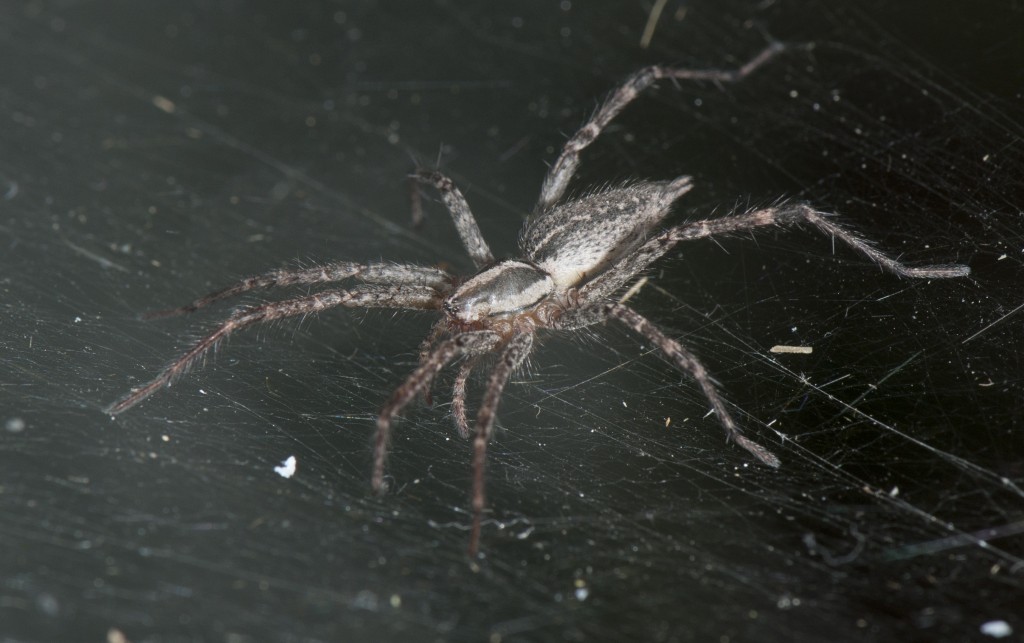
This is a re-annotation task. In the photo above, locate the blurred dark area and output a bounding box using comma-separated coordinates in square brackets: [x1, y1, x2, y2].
[1, 1, 1022, 641]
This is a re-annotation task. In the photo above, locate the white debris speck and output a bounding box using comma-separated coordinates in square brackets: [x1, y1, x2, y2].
[74, 316, 82, 323]
[107, 627, 129, 643]
[981, 620, 1012, 638]
[574, 579, 589, 601]
[274, 455, 297, 478]
[6, 417, 26, 433]
[770, 345, 813, 355]
[152, 95, 177, 113]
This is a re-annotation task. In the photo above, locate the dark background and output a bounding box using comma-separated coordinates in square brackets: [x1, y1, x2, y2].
[2, 1, 1023, 641]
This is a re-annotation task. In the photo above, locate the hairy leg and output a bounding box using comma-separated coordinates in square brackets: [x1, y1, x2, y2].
[373, 331, 501, 493]
[145, 261, 453, 319]
[415, 319, 451, 407]
[412, 169, 495, 269]
[556, 302, 780, 468]
[451, 357, 478, 439]
[539, 42, 786, 210]
[468, 331, 534, 556]
[580, 202, 971, 302]
[106, 285, 443, 415]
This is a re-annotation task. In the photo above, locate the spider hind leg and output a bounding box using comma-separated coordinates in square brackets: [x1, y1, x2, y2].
[538, 42, 787, 210]
[556, 302, 781, 468]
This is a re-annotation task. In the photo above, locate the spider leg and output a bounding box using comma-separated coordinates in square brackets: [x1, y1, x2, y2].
[451, 357, 479, 439]
[416, 319, 451, 407]
[468, 331, 534, 557]
[373, 330, 501, 493]
[538, 42, 786, 210]
[556, 302, 780, 468]
[106, 285, 443, 415]
[412, 170, 495, 269]
[580, 202, 971, 302]
[144, 261, 453, 319]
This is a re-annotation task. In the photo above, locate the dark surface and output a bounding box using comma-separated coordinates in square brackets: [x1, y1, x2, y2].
[2, 1, 1023, 641]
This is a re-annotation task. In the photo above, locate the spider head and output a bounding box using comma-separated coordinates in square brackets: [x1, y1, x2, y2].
[444, 260, 554, 323]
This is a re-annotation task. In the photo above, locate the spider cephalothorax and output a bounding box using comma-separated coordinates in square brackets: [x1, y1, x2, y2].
[107, 42, 969, 555]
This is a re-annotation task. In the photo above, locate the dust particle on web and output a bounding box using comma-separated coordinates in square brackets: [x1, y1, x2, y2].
[274, 455, 297, 478]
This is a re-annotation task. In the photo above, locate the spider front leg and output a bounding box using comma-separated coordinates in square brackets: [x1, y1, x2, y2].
[144, 261, 453, 319]
[373, 331, 501, 493]
[556, 302, 780, 468]
[451, 356, 479, 439]
[106, 285, 443, 415]
[468, 331, 534, 556]
[539, 42, 786, 210]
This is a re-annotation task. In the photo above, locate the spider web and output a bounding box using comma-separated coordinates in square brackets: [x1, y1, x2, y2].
[2, 1, 1022, 641]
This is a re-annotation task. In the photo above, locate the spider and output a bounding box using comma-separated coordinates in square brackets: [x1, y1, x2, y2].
[107, 42, 970, 555]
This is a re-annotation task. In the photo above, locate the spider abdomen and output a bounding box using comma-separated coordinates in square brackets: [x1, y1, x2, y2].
[520, 177, 692, 289]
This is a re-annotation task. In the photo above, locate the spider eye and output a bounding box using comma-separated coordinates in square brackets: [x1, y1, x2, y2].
[443, 299, 461, 318]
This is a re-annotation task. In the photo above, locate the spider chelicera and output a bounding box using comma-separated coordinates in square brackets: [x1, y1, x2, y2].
[107, 42, 970, 555]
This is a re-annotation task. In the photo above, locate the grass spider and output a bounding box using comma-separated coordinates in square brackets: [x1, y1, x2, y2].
[107, 42, 970, 556]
